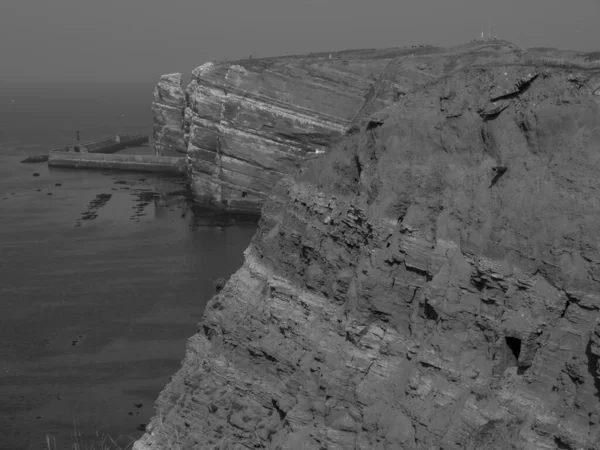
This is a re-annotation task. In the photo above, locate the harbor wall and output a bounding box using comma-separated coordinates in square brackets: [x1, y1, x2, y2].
[86, 136, 149, 154]
[48, 152, 187, 174]
[51, 135, 150, 154]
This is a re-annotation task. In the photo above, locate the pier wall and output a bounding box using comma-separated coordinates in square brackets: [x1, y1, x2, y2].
[48, 152, 187, 174]
[86, 136, 149, 154]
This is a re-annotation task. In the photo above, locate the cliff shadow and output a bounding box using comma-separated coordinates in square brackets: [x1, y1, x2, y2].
[188, 203, 261, 228]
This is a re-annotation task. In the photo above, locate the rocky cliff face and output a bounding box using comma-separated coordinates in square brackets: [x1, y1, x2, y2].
[152, 48, 442, 213]
[152, 73, 187, 157]
[136, 41, 600, 449]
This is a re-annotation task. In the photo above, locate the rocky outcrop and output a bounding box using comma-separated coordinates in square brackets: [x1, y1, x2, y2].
[152, 48, 442, 213]
[136, 41, 600, 449]
[153, 73, 187, 156]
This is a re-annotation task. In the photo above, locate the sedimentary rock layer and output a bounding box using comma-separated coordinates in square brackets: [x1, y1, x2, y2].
[152, 48, 442, 213]
[137, 41, 600, 449]
[152, 73, 187, 157]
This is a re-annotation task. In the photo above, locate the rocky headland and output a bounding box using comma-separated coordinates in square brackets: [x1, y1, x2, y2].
[151, 47, 442, 213]
[137, 41, 600, 449]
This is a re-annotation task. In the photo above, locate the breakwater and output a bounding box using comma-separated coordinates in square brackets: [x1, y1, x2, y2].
[48, 152, 187, 174]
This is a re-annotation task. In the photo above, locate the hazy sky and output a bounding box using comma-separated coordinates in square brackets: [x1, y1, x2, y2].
[1, 0, 598, 84]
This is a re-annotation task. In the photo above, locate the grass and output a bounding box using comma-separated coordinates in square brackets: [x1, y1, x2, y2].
[45, 422, 135, 450]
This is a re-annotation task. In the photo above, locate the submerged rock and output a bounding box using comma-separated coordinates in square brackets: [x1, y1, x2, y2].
[136, 41, 600, 449]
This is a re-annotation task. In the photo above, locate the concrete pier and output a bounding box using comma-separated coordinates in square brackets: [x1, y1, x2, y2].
[48, 152, 187, 174]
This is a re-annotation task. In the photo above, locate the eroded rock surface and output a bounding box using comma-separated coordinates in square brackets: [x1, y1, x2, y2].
[137, 41, 600, 449]
[153, 48, 444, 213]
[153, 73, 187, 157]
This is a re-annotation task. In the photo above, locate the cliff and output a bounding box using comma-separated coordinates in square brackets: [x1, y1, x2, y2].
[152, 73, 188, 158]
[151, 47, 442, 213]
[136, 41, 600, 449]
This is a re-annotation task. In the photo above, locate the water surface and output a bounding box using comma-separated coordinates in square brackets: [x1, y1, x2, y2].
[0, 82, 258, 449]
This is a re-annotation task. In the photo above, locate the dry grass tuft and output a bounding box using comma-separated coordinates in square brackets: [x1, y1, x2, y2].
[45, 422, 135, 450]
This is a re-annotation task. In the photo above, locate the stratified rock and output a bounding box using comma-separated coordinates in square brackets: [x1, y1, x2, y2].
[489, 71, 538, 101]
[479, 99, 510, 119]
[136, 41, 600, 450]
[153, 48, 442, 213]
[153, 73, 187, 156]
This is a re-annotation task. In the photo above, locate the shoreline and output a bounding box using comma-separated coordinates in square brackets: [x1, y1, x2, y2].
[0, 143, 258, 449]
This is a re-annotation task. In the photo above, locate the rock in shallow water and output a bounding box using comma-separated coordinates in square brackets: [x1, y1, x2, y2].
[21, 155, 49, 163]
[136, 41, 600, 449]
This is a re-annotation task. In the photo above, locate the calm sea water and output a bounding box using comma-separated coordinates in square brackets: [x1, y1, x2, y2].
[0, 81, 257, 449]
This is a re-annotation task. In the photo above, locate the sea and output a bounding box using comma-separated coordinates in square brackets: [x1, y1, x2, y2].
[0, 80, 258, 449]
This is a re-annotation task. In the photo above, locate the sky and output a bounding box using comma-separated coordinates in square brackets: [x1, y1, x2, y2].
[0, 0, 598, 85]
